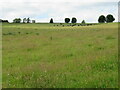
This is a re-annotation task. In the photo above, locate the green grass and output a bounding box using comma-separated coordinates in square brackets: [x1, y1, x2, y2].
[2, 23, 118, 88]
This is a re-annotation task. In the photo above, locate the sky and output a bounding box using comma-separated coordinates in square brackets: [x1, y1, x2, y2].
[0, 0, 119, 23]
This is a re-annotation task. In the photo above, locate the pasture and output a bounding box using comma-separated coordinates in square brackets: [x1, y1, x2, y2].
[2, 23, 118, 88]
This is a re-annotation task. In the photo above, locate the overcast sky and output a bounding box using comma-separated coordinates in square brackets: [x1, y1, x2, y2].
[0, 0, 119, 23]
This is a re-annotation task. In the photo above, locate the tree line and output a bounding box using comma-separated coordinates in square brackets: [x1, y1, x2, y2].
[50, 17, 82, 23]
[50, 14, 115, 24]
[0, 19, 9, 23]
[0, 14, 115, 23]
[12, 18, 35, 23]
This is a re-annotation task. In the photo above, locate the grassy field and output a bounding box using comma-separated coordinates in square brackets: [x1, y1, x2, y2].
[2, 23, 118, 88]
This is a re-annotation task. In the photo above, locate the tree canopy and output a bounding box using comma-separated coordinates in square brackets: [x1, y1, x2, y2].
[13, 18, 21, 23]
[106, 14, 115, 23]
[50, 18, 53, 23]
[71, 17, 77, 23]
[65, 18, 70, 23]
[32, 20, 35, 23]
[98, 15, 106, 23]
[23, 18, 27, 23]
[27, 18, 30, 23]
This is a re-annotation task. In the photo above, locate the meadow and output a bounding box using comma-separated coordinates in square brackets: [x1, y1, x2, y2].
[2, 23, 118, 88]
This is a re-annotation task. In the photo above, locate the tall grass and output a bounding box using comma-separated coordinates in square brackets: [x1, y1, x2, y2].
[2, 23, 118, 88]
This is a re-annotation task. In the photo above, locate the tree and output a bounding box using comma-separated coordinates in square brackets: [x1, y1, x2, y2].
[23, 18, 27, 23]
[27, 18, 30, 23]
[0, 19, 9, 23]
[81, 20, 85, 24]
[32, 20, 35, 23]
[98, 15, 106, 23]
[71, 17, 77, 23]
[13, 18, 21, 23]
[106, 14, 115, 23]
[65, 18, 70, 23]
[50, 18, 53, 23]
[0, 19, 2, 23]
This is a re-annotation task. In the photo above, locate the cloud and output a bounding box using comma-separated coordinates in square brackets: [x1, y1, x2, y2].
[0, 1, 118, 23]
[1, 0, 119, 3]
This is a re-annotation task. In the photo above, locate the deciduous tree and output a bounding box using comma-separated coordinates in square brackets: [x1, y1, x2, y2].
[106, 14, 115, 23]
[65, 18, 70, 23]
[98, 15, 106, 23]
[71, 17, 77, 23]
